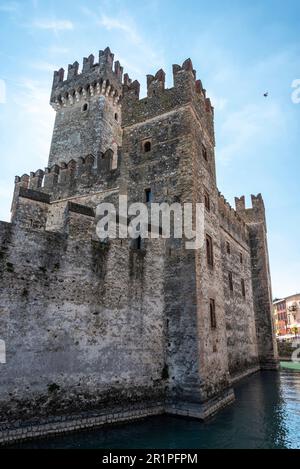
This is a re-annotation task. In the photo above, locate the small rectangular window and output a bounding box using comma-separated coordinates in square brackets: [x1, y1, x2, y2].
[241, 278, 246, 298]
[202, 144, 208, 161]
[226, 241, 231, 254]
[228, 271, 233, 291]
[145, 188, 152, 203]
[240, 252, 243, 264]
[210, 299, 216, 329]
[143, 140, 151, 152]
[206, 234, 214, 267]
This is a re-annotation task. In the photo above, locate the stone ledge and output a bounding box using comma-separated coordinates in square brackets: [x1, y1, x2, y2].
[230, 365, 261, 385]
[0, 405, 165, 446]
[18, 187, 51, 204]
[165, 388, 235, 420]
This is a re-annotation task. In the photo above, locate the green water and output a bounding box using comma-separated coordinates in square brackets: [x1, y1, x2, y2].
[14, 371, 300, 449]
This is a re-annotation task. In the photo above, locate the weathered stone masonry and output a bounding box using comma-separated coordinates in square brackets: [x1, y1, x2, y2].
[0, 47, 278, 444]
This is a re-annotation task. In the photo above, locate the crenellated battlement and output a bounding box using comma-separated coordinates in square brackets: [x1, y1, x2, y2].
[12, 150, 121, 209]
[218, 192, 249, 243]
[122, 58, 213, 129]
[234, 193, 266, 227]
[51, 47, 123, 110]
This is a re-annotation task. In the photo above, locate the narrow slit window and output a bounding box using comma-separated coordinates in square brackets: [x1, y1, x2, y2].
[145, 188, 152, 203]
[202, 144, 208, 161]
[210, 299, 216, 329]
[206, 234, 214, 267]
[226, 241, 231, 254]
[241, 278, 246, 298]
[204, 191, 210, 212]
[228, 271, 233, 292]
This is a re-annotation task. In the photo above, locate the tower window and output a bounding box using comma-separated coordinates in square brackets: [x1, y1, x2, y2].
[82, 103, 88, 112]
[241, 278, 246, 298]
[226, 241, 231, 254]
[145, 188, 152, 203]
[202, 144, 208, 161]
[210, 299, 216, 329]
[204, 191, 210, 212]
[114, 113, 118, 121]
[144, 141, 151, 153]
[240, 252, 243, 264]
[228, 271, 233, 292]
[136, 236, 142, 250]
[206, 234, 214, 267]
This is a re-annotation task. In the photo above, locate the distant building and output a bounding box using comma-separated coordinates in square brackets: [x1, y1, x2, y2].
[273, 294, 300, 335]
[286, 294, 300, 333]
[273, 299, 288, 335]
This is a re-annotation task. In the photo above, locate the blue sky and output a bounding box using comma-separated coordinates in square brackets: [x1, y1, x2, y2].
[0, 0, 299, 298]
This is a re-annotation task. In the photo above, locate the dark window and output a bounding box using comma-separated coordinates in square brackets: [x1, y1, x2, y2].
[241, 278, 246, 298]
[144, 141, 151, 152]
[240, 252, 243, 264]
[228, 271, 233, 291]
[206, 234, 214, 267]
[136, 236, 142, 250]
[82, 103, 88, 112]
[202, 144, 208, 161]
[226, 241, 231, 254]
[145, 188, 152, 203]
[210, 299, 216, 329]
[204, 191, 210, 212]
[114, 113, 118, 121]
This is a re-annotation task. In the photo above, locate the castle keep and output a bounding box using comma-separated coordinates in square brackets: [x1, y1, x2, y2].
[0, 47, 278, 443]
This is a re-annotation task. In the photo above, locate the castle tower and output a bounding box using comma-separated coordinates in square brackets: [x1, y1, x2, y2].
[235, 195, 278, 369]
[49, 47, 123, 169]
[122, 59, 234, 418]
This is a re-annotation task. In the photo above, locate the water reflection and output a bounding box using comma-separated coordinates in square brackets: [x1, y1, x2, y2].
[12, 370, 300, 449]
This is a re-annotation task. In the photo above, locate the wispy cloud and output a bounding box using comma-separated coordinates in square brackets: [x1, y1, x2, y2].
[48, 45, 70, 55]
[30, 61, 58, 72]
[0, 1, 19, 13]
[12, 78, 54, 162]
[32, 18, 74, 32]
[98, 14, 141, 45]
[81, 7, 165, 88]
[217, 102, 286, 164]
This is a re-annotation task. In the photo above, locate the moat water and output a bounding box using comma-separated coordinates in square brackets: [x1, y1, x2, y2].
[14, 370, 300, 449]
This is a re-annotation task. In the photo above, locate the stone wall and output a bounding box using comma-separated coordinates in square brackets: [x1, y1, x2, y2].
[0, 206, 166, 429]
[218, 196, 259, 376]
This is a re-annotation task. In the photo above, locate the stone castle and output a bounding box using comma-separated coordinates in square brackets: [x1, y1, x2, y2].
[0, 47, 278, 443]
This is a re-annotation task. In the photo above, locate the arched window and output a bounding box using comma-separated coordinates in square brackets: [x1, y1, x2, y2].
[114, 113, 118, 121]
[82, 103, 88, 112]
[144, 141, 151, 153]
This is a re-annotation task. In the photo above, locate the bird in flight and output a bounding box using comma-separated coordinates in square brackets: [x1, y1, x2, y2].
[263, 92, 268, 98]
